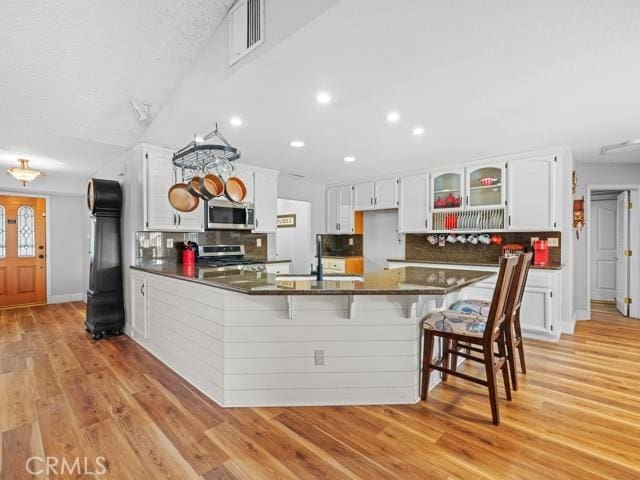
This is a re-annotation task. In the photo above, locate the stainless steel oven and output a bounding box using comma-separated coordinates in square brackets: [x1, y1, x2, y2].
[205, 199, 255, 230]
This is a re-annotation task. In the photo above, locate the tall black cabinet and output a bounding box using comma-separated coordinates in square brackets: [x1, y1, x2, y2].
[85, 178, 125, 339]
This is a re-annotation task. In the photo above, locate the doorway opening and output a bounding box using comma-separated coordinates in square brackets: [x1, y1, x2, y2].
[0, 194, 47, 308]
[586, 186, 639, 319]
[276, 198, 311, 273]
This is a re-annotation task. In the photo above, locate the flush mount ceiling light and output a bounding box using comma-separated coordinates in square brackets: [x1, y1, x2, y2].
[601, 138, 640, 155]
[412, 126, 425, 136]
[7, 159, 45, 186]
[290, 140, 305, 148]
[343, 156, 356, 163]
[315, 91, 332, 104]
[386, 111, 400, 123]
[230, 116, 243, 126]
[129, 100, 152, 121]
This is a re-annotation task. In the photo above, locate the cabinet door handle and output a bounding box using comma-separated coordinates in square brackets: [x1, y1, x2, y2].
[370, 197, 373, 205]
[140, 284, 145, 296]
[178, 214, 181, 226]
[425, 218, 428, 229]
[173, 213, 177, 225]
[255, 218, 259, 228]
[508, 215, 512, 227]
[375, 196, 378, 206]
[338, 222, 341, 230]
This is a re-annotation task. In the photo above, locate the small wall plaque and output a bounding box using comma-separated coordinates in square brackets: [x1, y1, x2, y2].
[277, 214, 296, 228]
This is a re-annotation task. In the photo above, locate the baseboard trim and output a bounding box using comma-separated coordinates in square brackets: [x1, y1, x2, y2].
[48, 293, 84, 304]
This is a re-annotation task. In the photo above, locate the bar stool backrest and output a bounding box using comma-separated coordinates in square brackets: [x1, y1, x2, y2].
[483, 256, 519, 343]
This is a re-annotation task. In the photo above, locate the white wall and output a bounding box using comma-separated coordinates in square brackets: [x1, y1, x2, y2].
[49, 195, 85, 300]
[363, 210, 403, 272]
[277, 176, 326, 261]
[574, 162, 640, 316]
[276, 198, 311, 272]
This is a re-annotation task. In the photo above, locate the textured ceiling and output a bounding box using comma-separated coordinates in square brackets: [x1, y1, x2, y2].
[0, 0, 233, 180]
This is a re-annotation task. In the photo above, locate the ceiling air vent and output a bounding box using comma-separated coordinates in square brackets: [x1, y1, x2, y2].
[228, 0, 264, 66]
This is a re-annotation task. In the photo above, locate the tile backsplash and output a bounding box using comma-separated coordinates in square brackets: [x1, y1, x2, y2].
[405, 231, 562, 266]
[136, 230, 268, 262]
[321, 234, 363, 257]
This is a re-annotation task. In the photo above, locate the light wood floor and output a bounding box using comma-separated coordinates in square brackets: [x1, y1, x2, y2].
[1, 302, 640, 479]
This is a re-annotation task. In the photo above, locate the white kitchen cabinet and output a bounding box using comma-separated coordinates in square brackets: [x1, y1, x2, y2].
[431, 169, 464, 210]
[130, 271, 149, 340]
[142, 145, 204, 232]
[326, 186, 340, 233]
[507, 155, 557, 230]
[338, 185, 354, 233]
[398, 173, 430, 232]
[326, 185, 354, 233]
[466, 163, 505, 209]
[253, 169, 278, 232]
[265, 262, 290, 274]
[353, 181, 375, 211]
[374, 177, 398, 209]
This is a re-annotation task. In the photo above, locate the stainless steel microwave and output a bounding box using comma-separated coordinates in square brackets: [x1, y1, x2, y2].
[205, 198, 255, 230]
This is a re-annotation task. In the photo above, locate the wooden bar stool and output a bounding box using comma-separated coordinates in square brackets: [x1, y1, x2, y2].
[421, 256, 518, 425]
[448, 252, 533, 390]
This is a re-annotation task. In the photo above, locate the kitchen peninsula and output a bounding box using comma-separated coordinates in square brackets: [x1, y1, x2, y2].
[129, 264, 493, 407]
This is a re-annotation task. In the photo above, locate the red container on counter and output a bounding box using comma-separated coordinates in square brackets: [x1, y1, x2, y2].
[182, 248, 196, 266]
[533, 240, 548, 266]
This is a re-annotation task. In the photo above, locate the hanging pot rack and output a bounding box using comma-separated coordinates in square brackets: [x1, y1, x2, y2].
[172, 123, 241, 181]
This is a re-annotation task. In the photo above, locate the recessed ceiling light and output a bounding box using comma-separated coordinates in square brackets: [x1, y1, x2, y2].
[386, 111, 400, 123]
[344, 156, 356, 163]
[316, 91, 332, 104]
[290, 140, 305, 148]
[412, 126, 424, 136]
[230, 116, 243, 126]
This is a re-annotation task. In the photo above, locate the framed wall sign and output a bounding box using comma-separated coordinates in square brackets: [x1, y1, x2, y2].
[277, 214, 296, 228]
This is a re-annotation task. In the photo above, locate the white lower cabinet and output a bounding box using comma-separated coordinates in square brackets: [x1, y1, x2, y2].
[265, 262, 290, 274]
[130, 271, 149, 340]
[387, 261, 561, 340]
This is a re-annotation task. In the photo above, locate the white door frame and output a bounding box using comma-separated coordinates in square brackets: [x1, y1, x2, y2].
[586, 184, 640, 320]
[0, 191, 52, 304]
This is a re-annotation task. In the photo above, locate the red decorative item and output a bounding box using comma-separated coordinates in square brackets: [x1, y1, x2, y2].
[444, 214, 458, 230]
[480, 177, 496, 187]
[490, 234, 503, 245]
[444, 193, 457, 208]
[434, 196, 445, 209]
[182, 248, 196, 266]
[533, 240, 548, 266]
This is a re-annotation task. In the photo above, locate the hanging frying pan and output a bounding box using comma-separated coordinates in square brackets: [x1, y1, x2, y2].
[168, 183, 199, 212]
[186, 176, 207, 200]
[224, 176, 247, 203]
[199, 174, 225, 200]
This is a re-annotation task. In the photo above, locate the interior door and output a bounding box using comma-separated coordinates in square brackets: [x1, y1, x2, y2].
[590, 199, 617, 301]
[0, 195, 47, 308]
[616, 191, 630, 316]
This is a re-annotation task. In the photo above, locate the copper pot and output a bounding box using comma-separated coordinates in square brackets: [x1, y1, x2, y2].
[168, 183, 199, 212]
[199, 174, 225, 200]
[187, 176, 207, 200]
[224, 176, 247, 203]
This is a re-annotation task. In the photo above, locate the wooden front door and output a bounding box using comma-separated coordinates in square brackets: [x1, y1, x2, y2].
[0, 195, 46, 308]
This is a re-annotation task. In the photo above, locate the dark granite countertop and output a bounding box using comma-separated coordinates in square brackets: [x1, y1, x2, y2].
[386, 258, 563, 271]
[130, 263, 495, 296]
[247, 258, 291, 264]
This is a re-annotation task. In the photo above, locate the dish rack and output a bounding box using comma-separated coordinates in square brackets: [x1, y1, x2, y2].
[431, 208, 505, 231]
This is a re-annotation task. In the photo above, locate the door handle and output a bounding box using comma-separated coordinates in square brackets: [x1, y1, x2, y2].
[140, 283, 145, 296]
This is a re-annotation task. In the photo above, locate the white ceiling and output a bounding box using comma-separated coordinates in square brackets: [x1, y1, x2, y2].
[142, 0, 640, 184]
[2, 0, 640, 189]
[0, 0, 233, 180]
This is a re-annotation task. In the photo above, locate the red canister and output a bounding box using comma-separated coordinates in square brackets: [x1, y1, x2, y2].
[533, 240, 548, 266]
[182, 248, 196, 266]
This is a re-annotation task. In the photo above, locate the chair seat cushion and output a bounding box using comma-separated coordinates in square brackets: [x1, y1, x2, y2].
[449, 299, 491, 317]
[422, 310, 487, 337]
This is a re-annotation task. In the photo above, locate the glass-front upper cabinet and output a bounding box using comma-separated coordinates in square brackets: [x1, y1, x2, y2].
[466, 164, 505, 209]
[431, 169, 464, 210]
